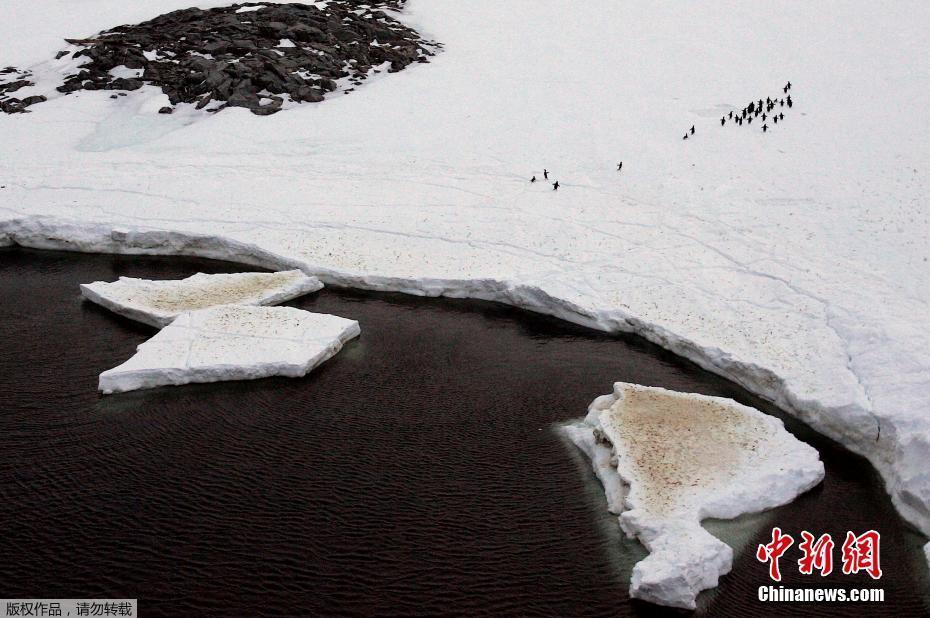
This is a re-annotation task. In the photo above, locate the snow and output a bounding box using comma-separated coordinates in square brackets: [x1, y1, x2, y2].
[80, 269, 323, 327]
[98, 304, 360, 394]
[108, 65, 143, 80]
[1, 0, 928, 544]
[565, 383, 824, 608]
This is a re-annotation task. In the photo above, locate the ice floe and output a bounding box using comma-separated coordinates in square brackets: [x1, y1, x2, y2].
[98, 305, 360, 394]
[80, 270, 323, 328]
[564, 382, 824, 608]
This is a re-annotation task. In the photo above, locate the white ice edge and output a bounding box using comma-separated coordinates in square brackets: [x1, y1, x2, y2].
[79, 269, 323, 328]
[97, 304, 360, 394]
[562, 383, 824, 608]
[0, 215, 930, 536]
[1, 215, 926, 543]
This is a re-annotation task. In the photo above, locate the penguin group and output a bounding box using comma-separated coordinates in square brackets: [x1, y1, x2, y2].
[529, 168, 560, 190]
[528, 161, 627, 190]
[718, 82, 793, 134]
[530, 83, 796, 186]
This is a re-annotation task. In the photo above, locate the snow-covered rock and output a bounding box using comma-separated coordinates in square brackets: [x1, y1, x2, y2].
[80, 270, 323, 328]
[98, 305, 359, 394]
[1, 1, 928, 544]
[565, 383, 824, 609]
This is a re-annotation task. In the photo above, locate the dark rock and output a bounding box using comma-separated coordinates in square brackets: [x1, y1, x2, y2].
[0, 79, 32, 95]
[107, 78, 143, 91]
[294, 86, 324, 103]
[158, 106, 173, 114]
[195, 93, 213, 109]
[230, 39, 257, 52]
[55, 51, 70, 60]
[202, 41, 230, 55]
[0, 94, 46, 113]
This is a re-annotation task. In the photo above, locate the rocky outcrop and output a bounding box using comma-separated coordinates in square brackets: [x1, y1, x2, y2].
[0, 67, 46, 113]
[0, 1, 439, 115]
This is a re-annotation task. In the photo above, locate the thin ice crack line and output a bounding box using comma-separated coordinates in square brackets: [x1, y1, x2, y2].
[6, 183, 204, 207]
[667, 226, 880, 431]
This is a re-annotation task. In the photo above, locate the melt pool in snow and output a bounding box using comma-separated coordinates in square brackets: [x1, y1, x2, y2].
[98, 304, 360, 394]
[564, 382, 823, 609]
[80, 270, 323, 327]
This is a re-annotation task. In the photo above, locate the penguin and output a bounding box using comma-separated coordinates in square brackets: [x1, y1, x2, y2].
[773, 116, 778, 124]
[786, 95, 792, 108]
[543, 169, 549, 180]
[617, 162, 623, 171]
[779, 112, 784, 120]
[690, 125, 695, 135]
[721, 117, 726, 126]
[762, 124, 768, 132]
[728, 110, 733, 119]
[780, 99, 784, 106]
[787, 81, 792, 90]
[747, 116, 752, 124]
[783, 85, 788, 93]
[531, 175, 536, 182]
[762, 113, 767, 121]
[553, 181, 560, 190]
[683, 133, 689, 140]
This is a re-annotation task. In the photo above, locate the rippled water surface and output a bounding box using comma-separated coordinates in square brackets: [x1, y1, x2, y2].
[1, 248, 927, 616]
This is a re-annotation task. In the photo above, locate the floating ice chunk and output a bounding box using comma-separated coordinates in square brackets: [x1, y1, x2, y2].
[80, 270, 322, 328]
[565, 383, 823, 609]
[98, 305, 359, 394]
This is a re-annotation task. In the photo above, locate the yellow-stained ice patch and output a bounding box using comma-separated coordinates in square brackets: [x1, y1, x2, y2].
[122, 271, 306, 313]
[599, 386, 775, 517]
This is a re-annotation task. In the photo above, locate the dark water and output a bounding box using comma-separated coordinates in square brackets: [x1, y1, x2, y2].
[0, 248, 927, 617]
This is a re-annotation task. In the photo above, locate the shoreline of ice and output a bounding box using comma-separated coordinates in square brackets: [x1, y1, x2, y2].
[2, 216, 923, 541]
